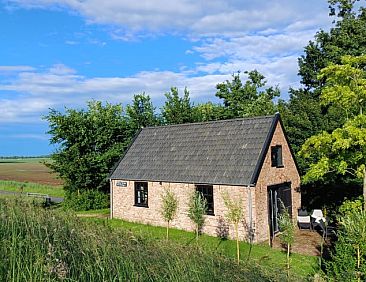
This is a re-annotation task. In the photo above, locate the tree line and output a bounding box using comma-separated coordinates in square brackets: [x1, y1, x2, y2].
[45, 0, 366, 208]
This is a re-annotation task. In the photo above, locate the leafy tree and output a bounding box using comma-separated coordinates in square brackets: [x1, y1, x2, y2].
[45, 101, 128, 197]
[298, 0, 366, 92]
[191, 102, 226, 122]
[277, 202, 295, 278]
[160, 189, 179, 240]
[188, 191, 207, 240]
[222, 192, 243, 264]
[215, 70, 279, 118]
[161, 87, 193, 124]
[126, 93, 159, 136]
[299, 55, 366, 207]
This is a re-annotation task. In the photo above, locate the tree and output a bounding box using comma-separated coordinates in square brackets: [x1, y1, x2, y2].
[282, 0, 366, 173]
[161, 87, 193, 124]
[126, 93, 158, 136]
[191, 102, 226, 122]
[160, 189, 179, 240]
[44, 101, 129, 196]
[215, 70, 279, 118]
[222, 192, 243, 264]
[188, 191, 207, 240]
[298, 0, 366, 92]
[277, 202, 295, 278]
[299, 55, 366, 208]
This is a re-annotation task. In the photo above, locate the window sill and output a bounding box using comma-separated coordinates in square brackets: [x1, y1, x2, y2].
[206, 212, 215, 216]
[134, 204, 149, 208]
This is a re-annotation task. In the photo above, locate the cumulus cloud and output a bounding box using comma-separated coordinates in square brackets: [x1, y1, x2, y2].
[7, 0, 331, 37]
[0, 64, 231, 123]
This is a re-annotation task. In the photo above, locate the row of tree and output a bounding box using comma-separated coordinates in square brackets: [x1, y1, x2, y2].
[45, 0, 366, 204]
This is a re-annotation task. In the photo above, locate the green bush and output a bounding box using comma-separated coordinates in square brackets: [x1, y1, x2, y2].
[326, 209, 366, 281]
[338, 196, 363, 218]
[63, 189, 109, 211]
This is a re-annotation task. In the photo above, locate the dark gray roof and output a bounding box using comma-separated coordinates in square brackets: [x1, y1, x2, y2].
[110, 114, 280, 186]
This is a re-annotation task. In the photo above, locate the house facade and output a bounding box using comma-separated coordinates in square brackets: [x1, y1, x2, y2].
[110, 113, 300, 244]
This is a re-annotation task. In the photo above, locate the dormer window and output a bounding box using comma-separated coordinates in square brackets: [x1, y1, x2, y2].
[271, 145, 283, 168]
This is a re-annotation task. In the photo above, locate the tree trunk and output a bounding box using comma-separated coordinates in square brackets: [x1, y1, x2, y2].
[235, 223, 240, 264]
[287, 243, 290, 279]
[166, 221, 169, 240]
[363, 168, 366, 210]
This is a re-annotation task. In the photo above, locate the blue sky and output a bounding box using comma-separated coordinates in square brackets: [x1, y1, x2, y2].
[0, 0, 332, 156]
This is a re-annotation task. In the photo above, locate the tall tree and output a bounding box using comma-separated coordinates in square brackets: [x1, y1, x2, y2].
[298, 0, 366, 93]
[45, 101, 129, 194]
[126, 93, 158, 136]
[161, 87, 193, 124]
[215, 70, 279, 118]
[191, 102, 226, 122]
[299, 55, 366, 207]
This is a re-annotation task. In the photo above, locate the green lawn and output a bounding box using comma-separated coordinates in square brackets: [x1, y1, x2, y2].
[0, 180, 64, 197]
[79, 210, 318, 278]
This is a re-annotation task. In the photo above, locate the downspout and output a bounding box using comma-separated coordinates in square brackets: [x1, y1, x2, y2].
[248, 185, 253, 242]
[110, 179, 113, 219]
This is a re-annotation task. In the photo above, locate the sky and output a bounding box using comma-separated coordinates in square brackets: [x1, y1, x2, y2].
[0, 0, 333, 156]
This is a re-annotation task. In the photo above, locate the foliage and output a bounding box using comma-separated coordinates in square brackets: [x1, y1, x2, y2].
[222, 192, 244, 264]
[326, 209, 366, 281]
[63, 189, 109, 211]
[160, 189, 179, 240]
[126, 93, 159, 135]
[338, 196, 364, 217]
[215, 70, 279, 118]
[44, 101, 129, 195]
[299, 56, 366, 206]
[298, 0, 366, 92]
[161, 87, 193, 124]
[192, 102, 226, 122]
[278, 201, 295, 277]
[188, 191, 207, 240]
[0, 199, 292, 282]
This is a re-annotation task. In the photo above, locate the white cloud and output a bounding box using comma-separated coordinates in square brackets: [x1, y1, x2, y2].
[0, 64, 232, 123]
[0, 66, 36, 73]
[8, 0, 332, 37]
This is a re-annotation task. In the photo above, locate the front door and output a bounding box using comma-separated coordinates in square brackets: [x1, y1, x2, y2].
[268, 182, 292, 240]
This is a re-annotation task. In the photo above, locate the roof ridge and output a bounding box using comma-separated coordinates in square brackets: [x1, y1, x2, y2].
[142, 114, 276, 130]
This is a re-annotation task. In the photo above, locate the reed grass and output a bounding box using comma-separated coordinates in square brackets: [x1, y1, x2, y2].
[0, 198, 296, 281]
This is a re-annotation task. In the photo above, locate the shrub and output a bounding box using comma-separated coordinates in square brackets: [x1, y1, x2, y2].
[338, 196, 363, 218]
[63, 189, 109, 211]
[188, 191, 207, 240]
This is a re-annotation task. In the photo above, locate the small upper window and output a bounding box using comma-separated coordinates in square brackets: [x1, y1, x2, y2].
[271, 145, 283, 168]
[196, 185, 214, 215]
[134, 182, 148, 207]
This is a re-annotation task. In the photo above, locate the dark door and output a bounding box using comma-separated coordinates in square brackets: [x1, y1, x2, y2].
[268, 182, 292, 240]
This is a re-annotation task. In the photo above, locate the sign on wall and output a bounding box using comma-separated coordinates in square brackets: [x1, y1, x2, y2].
[116, 181, 127, 187]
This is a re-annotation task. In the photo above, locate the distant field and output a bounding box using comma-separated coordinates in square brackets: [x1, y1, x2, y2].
[0, 158, 63, 186]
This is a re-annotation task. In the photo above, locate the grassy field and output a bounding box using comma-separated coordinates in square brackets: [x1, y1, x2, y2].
[1, 199, 295, 281]
[0, 158, 62, 186]
[0, 180, 64, 198]
[78, 209, 318, 278]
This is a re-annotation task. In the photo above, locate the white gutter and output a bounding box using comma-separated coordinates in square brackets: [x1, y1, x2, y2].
[110, 179, 113, 219]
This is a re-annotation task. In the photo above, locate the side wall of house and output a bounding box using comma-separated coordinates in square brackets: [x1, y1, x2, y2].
[111, 180, 256, 241]
[254, 122, 301, 243]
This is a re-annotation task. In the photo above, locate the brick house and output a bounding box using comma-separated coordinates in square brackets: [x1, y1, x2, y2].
[109, 113, 300, 243]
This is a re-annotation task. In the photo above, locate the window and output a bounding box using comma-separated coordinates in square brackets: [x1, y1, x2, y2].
[134, 182, 148, 207]
[196, 185, 214, 215]
[271, 145, 283, 167]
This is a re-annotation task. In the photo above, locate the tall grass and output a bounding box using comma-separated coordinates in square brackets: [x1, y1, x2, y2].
[0, 198, 295, 281]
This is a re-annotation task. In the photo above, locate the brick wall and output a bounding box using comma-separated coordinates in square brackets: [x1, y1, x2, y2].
[111, 121, 300, 243]
[111, 180, 256, 241]
[254, 121, 301, 243]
